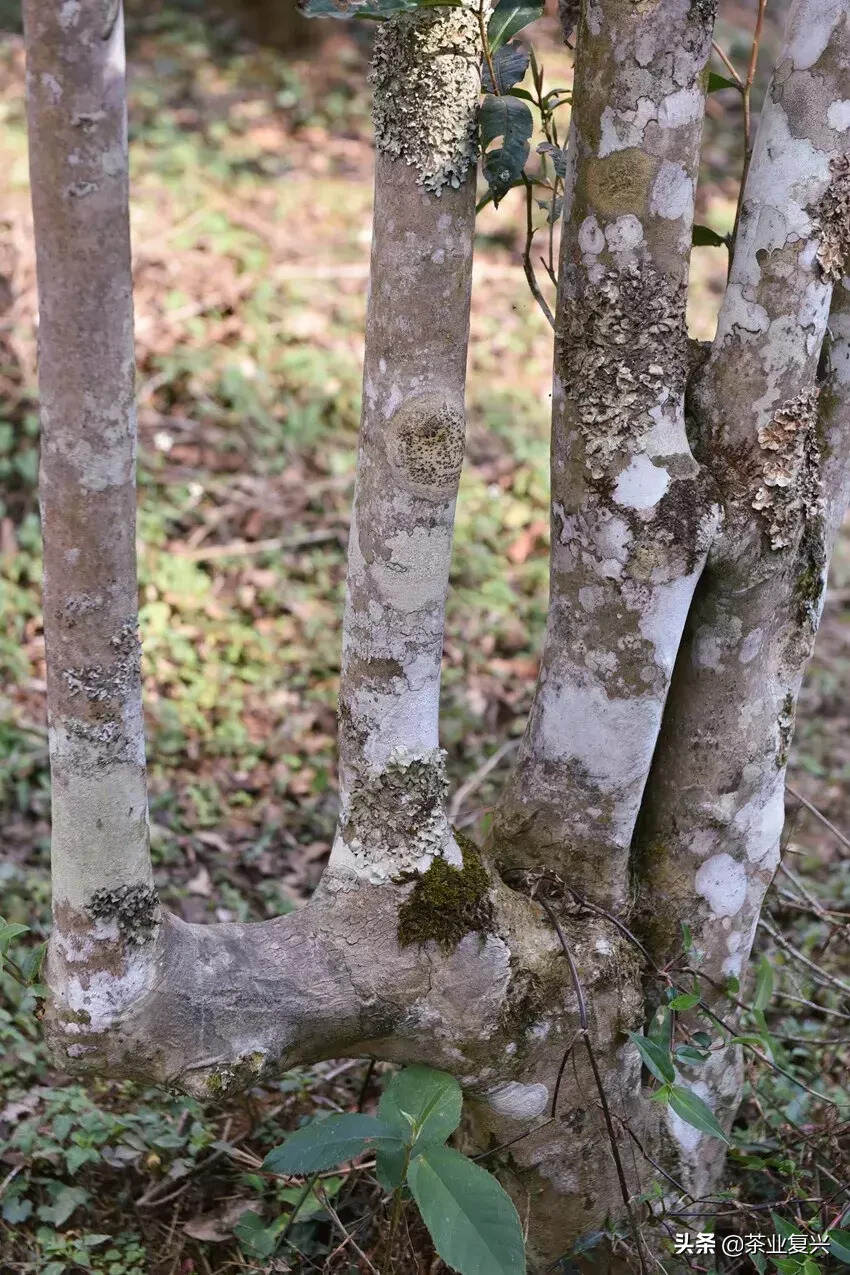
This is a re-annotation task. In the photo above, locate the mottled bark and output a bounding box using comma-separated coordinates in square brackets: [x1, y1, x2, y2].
[634, 0, 850, 1193]
[493, 0, 718, 910]
[329, 8, 480, 887]
[24, 0, 158, 1030]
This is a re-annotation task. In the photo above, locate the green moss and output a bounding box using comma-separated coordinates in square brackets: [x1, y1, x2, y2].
[777, 692, 795, 768]
[794, 515, 827, 627]
[397, 833, 493, 951]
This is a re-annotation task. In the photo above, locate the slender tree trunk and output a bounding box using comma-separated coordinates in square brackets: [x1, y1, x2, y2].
[634, 0, 850, 1195]
[24, 0, 159, 1036]
[493, 0, 718, 910]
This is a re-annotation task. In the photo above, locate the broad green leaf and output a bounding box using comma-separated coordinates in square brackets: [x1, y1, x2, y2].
[692, 1031, 712, 1048]
[480, 95, 533, 204]
[407, 1144, 526, 1275]
[481, 42, 529, 93]
[377, 1142, 409, 1192]
[36, 1185, 89, 1225]
[379, 1065, 463, 1146]
[233, 1210, 285, 1260]
[2, 1195, 32, 1223]
[0, 921, 29, 950]
[680, 921, 693, 951]
[708, 71, 740, 92]
[628, 1032, 675, 1085]
[487, 0, 543, 50]
[828, 1228, 850, 1263]
[669, 991, 701, 1011]
[263, 1114, 403, 1174]
[692, 224, 728, 248]
[753, 956, 774, 1011]
[674, 1045, 709, 1065]
[770, 1214, 800, 1242]
[668, 1086, 729, 1144]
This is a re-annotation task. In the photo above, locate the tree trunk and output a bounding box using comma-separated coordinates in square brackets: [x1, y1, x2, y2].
[23, 0, 850, 1270]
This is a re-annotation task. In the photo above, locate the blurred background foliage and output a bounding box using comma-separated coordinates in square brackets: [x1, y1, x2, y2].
[0, 1, 848, 1271]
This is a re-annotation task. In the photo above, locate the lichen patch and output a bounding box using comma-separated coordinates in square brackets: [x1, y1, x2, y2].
[370, 7, 480, 195]
[62, 619, 141, 703]
[816, 154, 850, 283]
[751, 388, 822, 550]
[86, 882, 158, 946]
[342, 746, 451, 876]
[386, 394, 466, 500]
[558, 261, 687, 479]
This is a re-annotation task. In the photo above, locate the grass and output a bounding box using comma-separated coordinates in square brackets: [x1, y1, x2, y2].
[0, 2, 848, 1271]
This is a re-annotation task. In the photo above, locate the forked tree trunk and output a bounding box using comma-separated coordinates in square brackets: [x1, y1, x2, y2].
[23, 0, 850, 1270]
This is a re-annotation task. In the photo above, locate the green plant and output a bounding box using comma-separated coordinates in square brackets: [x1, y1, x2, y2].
[262, 1065, 527, 1274]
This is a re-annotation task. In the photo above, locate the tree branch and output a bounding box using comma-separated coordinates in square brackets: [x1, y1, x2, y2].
[493, 0, 718, 909]
[329, 7, 481, 886]
[633, 0, 850, 1189]
[23, 0, 158, 1023]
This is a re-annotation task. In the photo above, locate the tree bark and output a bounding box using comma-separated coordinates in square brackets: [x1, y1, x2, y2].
[24, 0, 159, 1034]
[493, 0, 718, 911]
[633, 0, 850, 1195]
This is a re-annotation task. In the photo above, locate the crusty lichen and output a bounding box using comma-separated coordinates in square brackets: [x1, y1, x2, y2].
[63, 619, 141, 703]
[86, 883, 158, 946]
[370, 7, 481, 195]
[752, 388, 822, 550]
[397, 832, 493, 950]
[816, 155, 850, 284]
[386, 394, 466, 500]
[342, 746, 451, 875]
[559, 261, 688, 479]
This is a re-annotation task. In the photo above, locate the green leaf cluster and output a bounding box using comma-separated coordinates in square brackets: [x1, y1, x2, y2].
[263, 1065, 526, 1274]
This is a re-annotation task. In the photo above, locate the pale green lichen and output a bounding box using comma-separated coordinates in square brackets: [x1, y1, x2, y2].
[386, 394, 466, 500]
[370, 7, 481, 195]
[343, 746, 450, 871]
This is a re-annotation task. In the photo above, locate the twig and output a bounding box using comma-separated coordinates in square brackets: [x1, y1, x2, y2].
[522, 176, 555, 329]
[357, 1057, 377, 1112]
[730, 0, 768, 257]
[169, 529, 343, 563]
[478, 0, 499, 96]
[776, 992, 850, 1022]
[538, 896, 649, 1275]
[448, 738, 519, 822]
[711, 39, 744, 87]
[759, 917, 850, 997]
[786, 783, 850, 853]
[319, 1185, 382, 1275]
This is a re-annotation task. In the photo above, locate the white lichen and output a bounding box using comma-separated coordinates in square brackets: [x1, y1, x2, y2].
[370, 7, 481, 195]
[816, 154, 850, 284]
[752, 388, 822, 550]
[559, 261, 687, 479]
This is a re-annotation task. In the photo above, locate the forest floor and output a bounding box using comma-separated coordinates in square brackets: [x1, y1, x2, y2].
[0, 2, 848, 1272]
